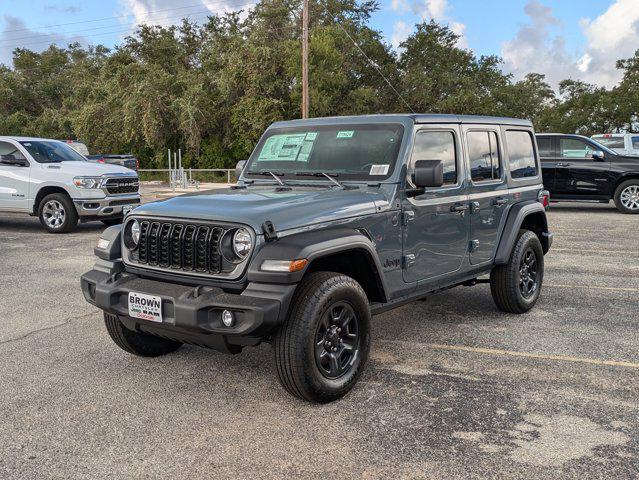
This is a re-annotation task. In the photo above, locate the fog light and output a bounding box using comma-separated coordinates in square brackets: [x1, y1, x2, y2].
[221, 310, 235, 327]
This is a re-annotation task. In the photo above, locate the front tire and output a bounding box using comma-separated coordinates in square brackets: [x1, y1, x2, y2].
[104, 313, 182, 357]
[613, 180, 639, 214]
[273, 272, 371, 403]
[38, 193, 79, 233]
[490, 230, 544, 314]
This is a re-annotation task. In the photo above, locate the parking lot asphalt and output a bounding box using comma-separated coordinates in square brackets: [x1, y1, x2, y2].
[1, 199, 638, 479]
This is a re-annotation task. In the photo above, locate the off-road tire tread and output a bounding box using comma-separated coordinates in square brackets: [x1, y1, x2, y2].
[104, 312, 182, 357]
[38, 192, 79, 233]
[274, 272, 370, 403]
[613, 180, 639, 214]
[490, 230, 544, 314]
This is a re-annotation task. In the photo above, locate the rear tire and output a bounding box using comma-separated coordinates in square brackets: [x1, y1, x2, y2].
[104, 313, 182, 357]
[273, 272, 371, 403]
[38, 193, 79, 233]
[490, 230, 544, 314]
[613, 180, 639, 214]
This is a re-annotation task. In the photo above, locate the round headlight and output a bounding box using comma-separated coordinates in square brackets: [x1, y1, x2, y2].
[232, 228, 252, 258]
[124, 219, 140, 250]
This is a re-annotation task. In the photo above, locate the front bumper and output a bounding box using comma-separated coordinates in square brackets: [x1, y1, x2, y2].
[74, 194, 141, 218]
[80, 262, 296, 354]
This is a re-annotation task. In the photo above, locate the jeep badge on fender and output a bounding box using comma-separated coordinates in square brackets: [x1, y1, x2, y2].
[81, 114, 552, 403]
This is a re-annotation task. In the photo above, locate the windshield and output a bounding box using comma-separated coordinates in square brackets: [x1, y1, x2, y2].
[246, 124, 404, 181]
[19, 140, 87, 163]
[593, 136, 625, 149]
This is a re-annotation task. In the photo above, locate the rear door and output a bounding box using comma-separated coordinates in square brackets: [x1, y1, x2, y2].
[0, 140, 31, 211]
[464, 126, 509, 265]
[555, 137, 610, 196]
[402, 125, 469, 283]
[536, 136, 557, 192]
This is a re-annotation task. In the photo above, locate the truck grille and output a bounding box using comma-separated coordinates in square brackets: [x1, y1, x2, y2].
[104, 177, 139, 195]
[132, 220, 224, 274]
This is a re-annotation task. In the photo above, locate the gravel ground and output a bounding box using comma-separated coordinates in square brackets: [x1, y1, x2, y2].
[0, 200, 638, 479]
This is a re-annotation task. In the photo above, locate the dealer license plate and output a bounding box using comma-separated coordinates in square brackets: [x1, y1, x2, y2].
[128, 292, 163, 323]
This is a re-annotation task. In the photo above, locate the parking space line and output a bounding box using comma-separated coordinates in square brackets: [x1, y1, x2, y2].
[545, 284, 639, 293]
[550, 248, 639, 256]
[426, 343, 639, 369]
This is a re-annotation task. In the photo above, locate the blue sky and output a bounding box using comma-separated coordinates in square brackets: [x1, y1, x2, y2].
[1, 0, 638, 89]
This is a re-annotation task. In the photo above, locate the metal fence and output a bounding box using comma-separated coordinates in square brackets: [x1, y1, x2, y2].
[137, 168, 236, 187]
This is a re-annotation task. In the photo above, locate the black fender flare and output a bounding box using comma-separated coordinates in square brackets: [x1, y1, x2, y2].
[247, 228, 389, 300]
[94, 224, 122, 260]
[494, 201, 550, 265]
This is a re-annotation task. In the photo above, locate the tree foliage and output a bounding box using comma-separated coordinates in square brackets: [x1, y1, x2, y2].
[1, 0, 637, 168]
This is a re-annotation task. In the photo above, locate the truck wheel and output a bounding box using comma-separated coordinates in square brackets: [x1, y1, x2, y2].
[38, 193, 79, 233]
[104, 313, 182, 357]
[613, 180, 639, 214]
[490, 230, 544, 314]
[273, 272, 371, 403]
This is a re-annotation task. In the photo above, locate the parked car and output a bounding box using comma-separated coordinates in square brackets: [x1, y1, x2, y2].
[86, 154, 139, 171]
[81, 115, 552, 403]
[537, 133, 639, 213]
[592, 133, 639, 157]
[0, 136, 141, 233]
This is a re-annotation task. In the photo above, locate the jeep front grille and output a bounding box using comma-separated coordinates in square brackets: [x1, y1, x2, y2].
[132, 220, 224, 274]
[104, 177, 139, 195]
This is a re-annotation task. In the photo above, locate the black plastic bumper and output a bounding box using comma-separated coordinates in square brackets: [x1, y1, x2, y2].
[81, 262, 296, 354]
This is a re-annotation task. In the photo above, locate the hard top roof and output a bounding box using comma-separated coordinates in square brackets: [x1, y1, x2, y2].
[271, 114, 532, 128]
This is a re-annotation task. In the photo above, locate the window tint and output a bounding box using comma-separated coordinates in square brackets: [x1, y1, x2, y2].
[560, 138, 594, 158]
[506, 131, 538, 179]
[411, 131, 457, 185]
[632, 137, 639, 149]
[0, 141, 27, 160]
[468, 131, 501, 182]
[536, 137, 553, 157]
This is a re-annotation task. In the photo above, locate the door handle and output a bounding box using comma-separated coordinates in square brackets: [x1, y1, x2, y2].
[450, 203, 469, 213]
[556, 162, 570, 167]
[493, 197, 508, 206]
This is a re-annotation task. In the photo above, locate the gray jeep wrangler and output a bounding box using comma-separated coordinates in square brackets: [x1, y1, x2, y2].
[81, 115, 552, 403]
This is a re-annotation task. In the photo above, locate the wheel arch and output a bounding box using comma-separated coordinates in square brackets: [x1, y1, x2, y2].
[495, 201, 550, 264]
[247, 228, 389, 303]
[614, 173, 639, 191]
[33, 185, 73, 215]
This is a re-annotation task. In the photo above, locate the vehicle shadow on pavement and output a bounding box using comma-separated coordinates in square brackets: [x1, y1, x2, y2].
[0, 217, 107, 233]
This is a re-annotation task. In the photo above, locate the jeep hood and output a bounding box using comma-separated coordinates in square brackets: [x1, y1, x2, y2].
[132, 185, 391, 233]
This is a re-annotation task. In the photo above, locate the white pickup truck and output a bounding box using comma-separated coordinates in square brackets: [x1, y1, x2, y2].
[591, 133, 639, 156]
[0, 136, 141, 233]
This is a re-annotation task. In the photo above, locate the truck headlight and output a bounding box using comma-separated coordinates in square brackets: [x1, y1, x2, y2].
[123, 219, 140, 249]
[73, 177, 102, 189]
[233, 228, 252, 258]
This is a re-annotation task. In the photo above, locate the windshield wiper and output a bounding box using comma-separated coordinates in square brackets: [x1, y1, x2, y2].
[251, 171, 288, 186]
[295, 171, 352, 189]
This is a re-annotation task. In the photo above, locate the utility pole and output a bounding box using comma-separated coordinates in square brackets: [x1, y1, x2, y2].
[302, 0, 309, 119]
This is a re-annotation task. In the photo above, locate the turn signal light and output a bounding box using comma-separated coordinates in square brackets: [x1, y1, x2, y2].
[261, 259, 308, 273]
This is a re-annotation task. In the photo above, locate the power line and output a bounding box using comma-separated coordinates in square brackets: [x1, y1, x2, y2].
[322, 3, 415, 113]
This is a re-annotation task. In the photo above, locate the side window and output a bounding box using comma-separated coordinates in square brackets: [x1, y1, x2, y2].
[0, 141, 27, 160]
[632, 137, 639, 150]
[536, 137, 554, 158]
[467, 131, 501, 182]
[506, 130, 538, 179]
[560, 138, 594, 159]
[411, 130, 457, 186]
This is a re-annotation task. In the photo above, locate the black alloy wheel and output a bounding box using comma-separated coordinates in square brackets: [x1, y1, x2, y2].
[519, 248, 539, 298]
[314, 302, 361, 379]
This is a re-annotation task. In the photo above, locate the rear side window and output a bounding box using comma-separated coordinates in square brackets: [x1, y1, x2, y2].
[0, 141, 27, 160]
[467, 131, 501, 182]
[536, 137, 553, 157]
[595, 137, 625, 149]
[506, 131, 538, 179]
[411, 130, 457, 185]
[632, 137, 639, 149]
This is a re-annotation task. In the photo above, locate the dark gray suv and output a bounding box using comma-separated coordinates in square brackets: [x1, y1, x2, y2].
[81, 115, 552, 403]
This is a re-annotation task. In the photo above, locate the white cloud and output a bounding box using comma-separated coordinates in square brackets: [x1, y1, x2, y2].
[391, 0, 410, 14]
[412, 0, 448, 21]
[0, 15, 88, 67]
[502, 0, 639, 90]
[391, 20, 412, 49]
[117, 0, 253, 27]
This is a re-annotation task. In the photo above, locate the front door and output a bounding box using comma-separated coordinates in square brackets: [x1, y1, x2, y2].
[0, 140, 30, 211]
[554, 137, 610, 197]
[464, 126, 509, 265]
[402, 126, 469, 283]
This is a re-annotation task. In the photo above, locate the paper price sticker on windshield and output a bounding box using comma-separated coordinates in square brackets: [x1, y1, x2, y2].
[369, 165, 389, 176]
[336, 131, 354, 139]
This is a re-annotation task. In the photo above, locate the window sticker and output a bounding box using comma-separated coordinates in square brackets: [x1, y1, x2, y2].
[257, 134, 307, 161]
[369, 164, 389, 176]
[336, 131, 354, 139]
[305, 132, 318, 141]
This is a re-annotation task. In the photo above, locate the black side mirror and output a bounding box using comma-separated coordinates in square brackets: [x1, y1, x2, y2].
[235, 160, 246, 180]
[413, 160, 444, 188]
[0, 154, 28, 167]
[591, 150, 605, 161]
